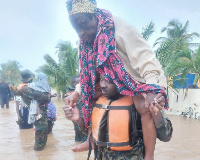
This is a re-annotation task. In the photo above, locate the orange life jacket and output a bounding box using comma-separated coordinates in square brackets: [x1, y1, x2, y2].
[92, 95, 141, 151]
[17, 83, 28, 91]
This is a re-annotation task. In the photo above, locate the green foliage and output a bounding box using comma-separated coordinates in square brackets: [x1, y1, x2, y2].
[0, 60, 21, 85]
[141, 21, 155, 40]
[154, 19, 200, 86]
[39, 41, 79, 96]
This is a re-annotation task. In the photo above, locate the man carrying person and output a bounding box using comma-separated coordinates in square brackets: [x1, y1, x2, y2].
[64, 74, 173, 159]
[17, 70, 50, 151]
[65, 1, 169, 159]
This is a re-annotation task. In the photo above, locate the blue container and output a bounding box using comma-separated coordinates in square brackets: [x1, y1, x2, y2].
[173, 73, 197, 88]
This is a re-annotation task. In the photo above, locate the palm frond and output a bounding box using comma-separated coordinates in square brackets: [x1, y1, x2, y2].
[141, 21, 155, 40]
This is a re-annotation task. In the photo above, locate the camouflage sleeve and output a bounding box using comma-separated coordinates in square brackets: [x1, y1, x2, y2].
[77, 110, 88, 135]
[19, 86, 50, 104]
[156, 117, 173, 142]
[77, 122, 88, 135]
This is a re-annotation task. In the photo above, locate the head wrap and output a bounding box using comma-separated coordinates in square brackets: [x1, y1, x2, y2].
[66, 0, 97, 15]
[79, 9, 169, 128]
[30, 72, 51, 93]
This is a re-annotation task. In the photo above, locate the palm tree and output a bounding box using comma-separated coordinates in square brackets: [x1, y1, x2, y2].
[167, 46, 200, 86]
[154, 19, 200, 86]
[56, 41, 79, 78]
[39, 41, 79, 96]
[155, 19, 200, 48]
[141, 21, 155, 40]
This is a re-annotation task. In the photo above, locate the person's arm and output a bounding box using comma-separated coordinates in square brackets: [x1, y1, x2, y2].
[18, 86, 50, 104]
[152, 111, 173, 142]
[63, 103, 87, 134]
[115, 18, 167, 89]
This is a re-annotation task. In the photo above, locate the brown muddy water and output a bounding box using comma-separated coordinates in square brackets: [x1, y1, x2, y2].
[0, 99, 200, 160]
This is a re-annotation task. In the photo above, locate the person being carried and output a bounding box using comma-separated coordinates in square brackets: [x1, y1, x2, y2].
[17, 71, 51, 151]
[64, 1, 169, 159]
[65, 74, 173, 160]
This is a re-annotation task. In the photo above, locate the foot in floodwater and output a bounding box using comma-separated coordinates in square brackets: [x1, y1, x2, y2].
[72, 137, 94, 152]
[34, 144, 44, 151]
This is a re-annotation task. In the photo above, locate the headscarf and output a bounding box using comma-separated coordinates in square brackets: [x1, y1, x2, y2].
[27, 73, 50, 124]
[30, 73, 51, 93]
[78, 9, 169, 128]
[66, 0, 97, 15]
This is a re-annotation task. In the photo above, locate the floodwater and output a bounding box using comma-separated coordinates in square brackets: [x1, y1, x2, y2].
[0, 99, 200, 160]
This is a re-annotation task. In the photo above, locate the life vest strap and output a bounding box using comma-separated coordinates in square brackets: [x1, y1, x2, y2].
[95, 140, 131, 148]
[94, 104, 132, 110]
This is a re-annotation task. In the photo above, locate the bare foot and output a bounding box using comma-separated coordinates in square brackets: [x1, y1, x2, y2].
[72, 137, 94, 152]
[72, 140, 89, 152]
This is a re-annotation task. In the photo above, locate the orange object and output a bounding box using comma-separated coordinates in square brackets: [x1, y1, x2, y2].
[66, 91, 74, 96]
[92, 95, 134, 151]
[17, 83, 27, 90]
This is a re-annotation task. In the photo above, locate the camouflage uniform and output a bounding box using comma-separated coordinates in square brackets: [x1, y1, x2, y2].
[75, 96, 88, 142]
[156, 117, 173, 142]
[34, 104, 48, 150]
[96, 117, 173, 160]
[100, 147, 143, 160]
[18, 87, 50, 151]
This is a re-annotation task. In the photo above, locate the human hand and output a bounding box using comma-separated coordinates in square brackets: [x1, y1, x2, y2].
[65, 91, 80, 108]
[142, 92, 165, 115]
[63, 103, 80, 123]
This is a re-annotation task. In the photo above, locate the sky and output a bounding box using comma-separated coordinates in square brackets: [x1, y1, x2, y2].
[0, 0, 200, 72]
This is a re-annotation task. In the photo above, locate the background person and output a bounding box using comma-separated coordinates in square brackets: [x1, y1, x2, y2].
[47, 96, 57, 134]
[17, 71, 50, 151]
[16, 70, 35, 129]
[0, 77, 12, 109]
[28, 72, 51, 151]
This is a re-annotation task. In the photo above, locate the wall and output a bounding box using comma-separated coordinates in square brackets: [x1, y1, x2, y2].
[165, 88, 200, 119]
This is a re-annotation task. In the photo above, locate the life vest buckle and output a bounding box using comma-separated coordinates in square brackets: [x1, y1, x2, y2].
[95, 141, 110, 148]
[106, 142, 110, 148]
[101, 105, 109, 110]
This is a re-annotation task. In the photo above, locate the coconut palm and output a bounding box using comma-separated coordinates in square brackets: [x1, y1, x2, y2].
[164, 46, 200, 87]
[56, 41, 79, 78]
[154, 19, 199, 64]
[39, 41, 79, 96]
[141, 21, 155, 40]
[154, 20, 200, 83]
[155, 19, 200, 48]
